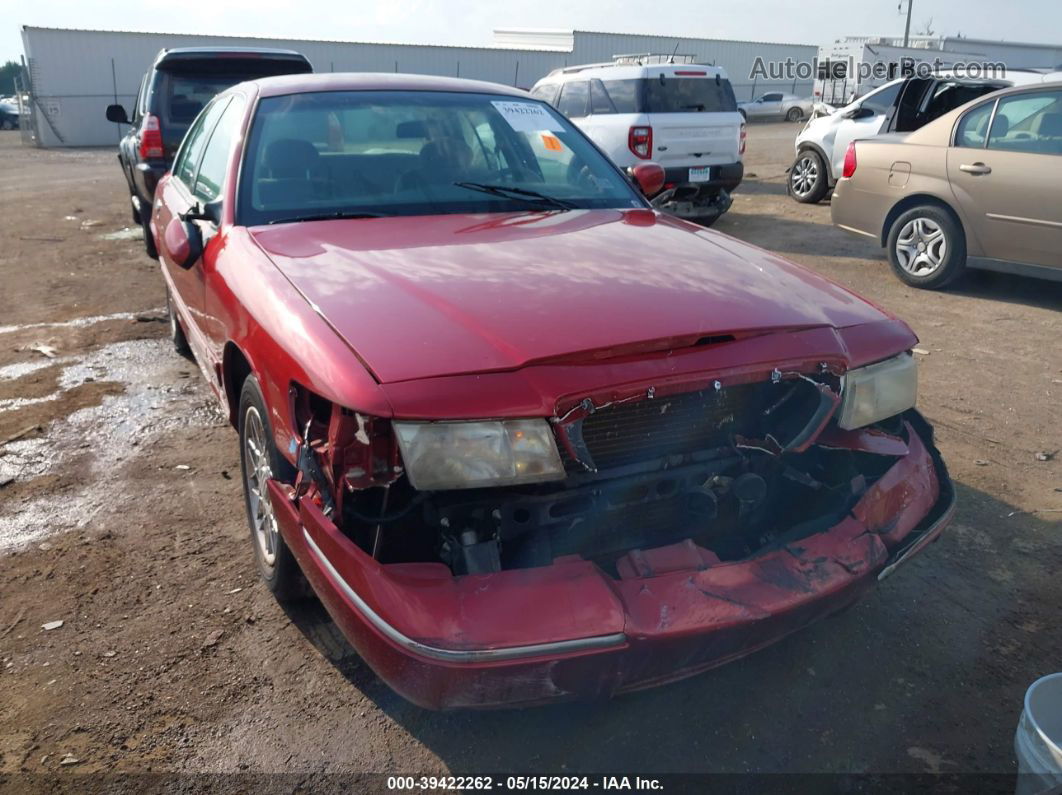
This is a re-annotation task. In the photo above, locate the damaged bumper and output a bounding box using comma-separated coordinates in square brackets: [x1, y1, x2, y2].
[274, 410, 953, 709]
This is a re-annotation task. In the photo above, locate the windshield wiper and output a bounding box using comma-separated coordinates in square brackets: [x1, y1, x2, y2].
[682, 104, 706, 111]
[266, 210, 391, 225]
[453, 182, 576, 210]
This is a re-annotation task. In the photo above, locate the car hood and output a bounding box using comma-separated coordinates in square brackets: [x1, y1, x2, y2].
[250, 209, 895, 384]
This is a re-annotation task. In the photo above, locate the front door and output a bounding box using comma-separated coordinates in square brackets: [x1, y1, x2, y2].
[947, 89, 1062, 269]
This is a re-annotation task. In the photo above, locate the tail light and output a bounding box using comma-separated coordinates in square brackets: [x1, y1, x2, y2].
[628, 126, 652, 159]
[739, 122, 747, 156]
[842, 141, 857, 178]
[138, 114, 163, 160]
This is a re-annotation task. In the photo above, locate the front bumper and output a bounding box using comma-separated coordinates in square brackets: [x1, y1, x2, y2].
[275, 410, 953, 709]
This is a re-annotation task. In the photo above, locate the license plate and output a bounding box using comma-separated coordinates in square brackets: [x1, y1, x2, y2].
[688, 166, 714, 182]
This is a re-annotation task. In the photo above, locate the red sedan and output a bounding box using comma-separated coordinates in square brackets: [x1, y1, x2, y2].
[152, 73, 954, 709]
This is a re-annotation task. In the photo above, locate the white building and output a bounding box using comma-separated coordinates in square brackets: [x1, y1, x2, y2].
[816, 34, 1062, 104]
[20, 26, 817, 147]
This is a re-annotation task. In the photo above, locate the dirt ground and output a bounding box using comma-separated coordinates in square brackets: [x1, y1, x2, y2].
[0, 123, 1060, 789]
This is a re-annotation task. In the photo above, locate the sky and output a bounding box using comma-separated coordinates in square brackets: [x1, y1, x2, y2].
[2, 0, 1060, 65]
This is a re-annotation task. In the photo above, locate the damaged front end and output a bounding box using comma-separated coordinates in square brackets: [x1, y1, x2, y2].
[276, 353, 953, 708]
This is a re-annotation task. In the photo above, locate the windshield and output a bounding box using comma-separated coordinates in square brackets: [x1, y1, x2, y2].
[237, 90, 644, 225]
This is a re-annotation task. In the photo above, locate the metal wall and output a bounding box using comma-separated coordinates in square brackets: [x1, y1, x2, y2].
[21, 26, 816, 147]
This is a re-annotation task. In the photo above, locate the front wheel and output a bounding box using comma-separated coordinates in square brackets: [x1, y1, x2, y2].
[786, 107, 803, 122]
[788, 149, 828, 203]
[166, 288, 191, 357]
[886, 205, 967, 289]
[239, 375, 305, 600]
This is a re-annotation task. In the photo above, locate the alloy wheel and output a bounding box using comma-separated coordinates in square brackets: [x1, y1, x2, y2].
[243, 406, 278, 567]
[790, 155, 818, 196]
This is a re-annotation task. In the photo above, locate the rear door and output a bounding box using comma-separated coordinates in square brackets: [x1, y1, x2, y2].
[643, 70, 742, 173]
[947, 89, 1062, 268]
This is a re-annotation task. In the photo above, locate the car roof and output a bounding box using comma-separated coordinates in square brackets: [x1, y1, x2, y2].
[153, 47, 310, 67]
[540, 62, 728, 82]
[248, 72, 530, 98]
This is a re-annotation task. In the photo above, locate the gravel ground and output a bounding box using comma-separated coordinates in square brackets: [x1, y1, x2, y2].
[0, 123, 1059, 790]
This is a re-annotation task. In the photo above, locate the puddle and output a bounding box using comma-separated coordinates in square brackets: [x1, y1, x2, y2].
[0, 338, 225, 553]
[0, 308, 164, 336]
[99, 227, 143, 241]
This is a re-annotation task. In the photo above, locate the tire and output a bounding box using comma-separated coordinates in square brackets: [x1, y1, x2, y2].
[786, 107, 803, 122]
[788, 149, 829, 204]
[141, 209, 159, 260]
[1, 119, 13, 131]
[238, 375, 306, 600]
[886, 204, 967, 289]
[166, 288, 192, 357]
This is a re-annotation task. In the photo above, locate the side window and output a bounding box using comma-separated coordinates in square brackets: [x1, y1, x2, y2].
[589, 80, 615, 115]
[530, 84, 559, 105]
[988, 91, 1062, 155]
[955, 101, 996, 148]
[601, 80, 639, 113]
[762, 93, 783, 102]
[556, 81, 589, 118]
[194, 95, 246, 202]
[173, 98, 230, 190]
[133, 73, 149, 122]
[860, 81, 903, 116]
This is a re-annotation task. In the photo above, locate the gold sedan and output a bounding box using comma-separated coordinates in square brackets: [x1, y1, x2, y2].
[831, 82, 1062, 289]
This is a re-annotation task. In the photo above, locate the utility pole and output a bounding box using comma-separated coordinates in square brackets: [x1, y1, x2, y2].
[900, 0, 914, 47]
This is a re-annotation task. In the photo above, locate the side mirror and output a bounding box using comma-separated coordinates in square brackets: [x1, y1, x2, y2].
[627, 162, 666, 198]
[164, 217, 203, 270]
[105, 104, 129, 124]
[844, 106, 876, 120]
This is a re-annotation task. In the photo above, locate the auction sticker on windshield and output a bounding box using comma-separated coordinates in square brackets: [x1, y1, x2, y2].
[491, 100, 564, 132]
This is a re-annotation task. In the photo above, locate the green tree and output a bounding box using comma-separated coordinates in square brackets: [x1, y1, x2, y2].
[0, 61, 25, 95]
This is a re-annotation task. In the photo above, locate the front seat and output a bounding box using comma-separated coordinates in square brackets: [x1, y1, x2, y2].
[264, 138, 320, 179]
[396, 137, 473, 192]
[256, 138, 321, 208]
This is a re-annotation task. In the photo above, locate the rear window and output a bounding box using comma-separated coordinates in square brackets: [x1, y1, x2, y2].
[153, 57, 311, 124]
[593, 77, 737, 114]
[643, 76, 737, 113]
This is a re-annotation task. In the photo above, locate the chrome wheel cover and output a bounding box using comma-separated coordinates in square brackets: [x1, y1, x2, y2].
[243, 406, 278, 567]
[895, 217, 947, 276]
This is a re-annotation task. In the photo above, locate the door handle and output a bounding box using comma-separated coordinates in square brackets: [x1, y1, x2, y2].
[959, 162, 992, 175]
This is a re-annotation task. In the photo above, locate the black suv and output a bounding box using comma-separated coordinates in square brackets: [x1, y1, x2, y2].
[105, 47, 312, 257]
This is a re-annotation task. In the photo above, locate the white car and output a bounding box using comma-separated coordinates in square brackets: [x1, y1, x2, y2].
[788, 70, 1053, 203]
[531, 56, 745, 224]
[739, 92, 813, 122]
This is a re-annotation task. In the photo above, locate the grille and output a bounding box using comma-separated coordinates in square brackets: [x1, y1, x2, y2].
[577, 383, 770, 470]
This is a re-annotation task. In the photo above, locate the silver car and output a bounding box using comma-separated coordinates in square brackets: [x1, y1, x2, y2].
[739, 92, 812, 122]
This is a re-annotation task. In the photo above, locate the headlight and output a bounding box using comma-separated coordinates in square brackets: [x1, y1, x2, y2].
[838, 352, 918, 430]
[393, 419, 565, 491]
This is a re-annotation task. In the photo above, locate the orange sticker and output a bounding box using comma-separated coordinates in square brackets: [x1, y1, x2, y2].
[541, 134, 563, 151]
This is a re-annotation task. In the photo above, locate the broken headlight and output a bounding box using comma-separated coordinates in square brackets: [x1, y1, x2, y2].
[393, 419, 565, 491]
[838, 352, 917, 430]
